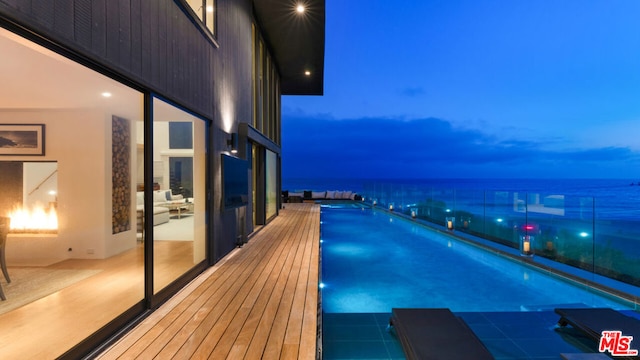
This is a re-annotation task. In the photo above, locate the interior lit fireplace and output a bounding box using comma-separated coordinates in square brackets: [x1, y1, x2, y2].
[1, 161, 59, 234]
[7, 204, 58, 233]
[2, 161, 65, 266]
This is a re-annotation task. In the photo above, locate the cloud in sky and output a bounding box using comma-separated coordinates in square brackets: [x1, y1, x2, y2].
[281, 113, 640, 180]
[399, 87, 426, 97]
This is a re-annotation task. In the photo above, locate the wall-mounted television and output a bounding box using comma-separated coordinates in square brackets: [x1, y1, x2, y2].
[222, 154, 249, 209]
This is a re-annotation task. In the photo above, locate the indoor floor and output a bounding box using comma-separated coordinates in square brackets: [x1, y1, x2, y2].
[0, 239, 194, 359]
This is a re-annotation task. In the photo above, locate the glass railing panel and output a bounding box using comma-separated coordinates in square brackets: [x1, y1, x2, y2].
[451, 188, 485, 235]
[594, 196, 640, 285]
[532, 195, 594, 270]
[482, 190, 526, 249]
[510, 193, 592, 265]
[357, 181, 640, 290]
[379, 182, 394, 210]
[396, 183, 424, 217]
[418, 187, 455, 227]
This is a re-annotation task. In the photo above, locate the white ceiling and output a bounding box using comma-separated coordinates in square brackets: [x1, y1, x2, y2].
[0, 27, 142, 121]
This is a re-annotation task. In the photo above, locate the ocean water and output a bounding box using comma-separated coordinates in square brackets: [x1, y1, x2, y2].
[283, 177, 640, 221]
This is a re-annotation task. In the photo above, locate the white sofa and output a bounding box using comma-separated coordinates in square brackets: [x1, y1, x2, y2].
[284, 190, 360, 202]
[136, 190, 184, 226]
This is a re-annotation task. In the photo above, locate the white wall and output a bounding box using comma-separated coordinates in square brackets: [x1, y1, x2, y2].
[0, 109, 139, 263]
[23, 162, 58, 208]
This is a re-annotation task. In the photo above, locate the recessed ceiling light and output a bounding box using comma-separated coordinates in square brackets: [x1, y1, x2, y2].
[101, 92, 112, 98]
[304, 70, 311, 76]
[206, 5, 214, 13]
[296, 4, 305, 13]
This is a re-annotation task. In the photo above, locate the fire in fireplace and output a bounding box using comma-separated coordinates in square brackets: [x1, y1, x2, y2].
[7, 204, 58, 233]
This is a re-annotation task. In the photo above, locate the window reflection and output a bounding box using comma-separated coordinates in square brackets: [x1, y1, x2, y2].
[152, 98, 206, 293]
[184, 0, 216, 35]
[266, 149, 277, 220]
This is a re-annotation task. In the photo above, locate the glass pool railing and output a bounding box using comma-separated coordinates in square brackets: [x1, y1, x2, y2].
[360, 182, 640, 291]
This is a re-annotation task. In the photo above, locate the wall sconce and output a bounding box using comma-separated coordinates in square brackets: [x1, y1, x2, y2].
[446, 217, 455, 231]
[227, 133, 238, 154]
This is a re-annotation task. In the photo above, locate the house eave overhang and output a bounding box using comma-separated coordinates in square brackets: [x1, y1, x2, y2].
[253, 0, 325, 95]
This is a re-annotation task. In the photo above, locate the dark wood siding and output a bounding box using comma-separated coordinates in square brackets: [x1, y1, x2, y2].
[0, 0, 257, 119]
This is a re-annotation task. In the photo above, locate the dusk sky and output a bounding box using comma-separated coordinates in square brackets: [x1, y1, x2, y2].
[281, 0, 640, 180]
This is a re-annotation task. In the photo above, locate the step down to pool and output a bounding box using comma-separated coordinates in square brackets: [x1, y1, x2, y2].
[389, 308, 494, 360]
[521, 303, 587, 311]
[560, 353, 611, 360]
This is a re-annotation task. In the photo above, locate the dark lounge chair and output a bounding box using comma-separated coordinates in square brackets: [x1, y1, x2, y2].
[555, 308, 640, 359]
[389, 308, 494, 360]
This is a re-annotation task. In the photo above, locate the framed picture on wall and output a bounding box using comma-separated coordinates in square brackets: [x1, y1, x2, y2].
[0, 124, 45, 156]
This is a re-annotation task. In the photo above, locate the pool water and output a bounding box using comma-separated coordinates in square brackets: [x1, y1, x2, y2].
[320, 206, 640, 359]
[321, 207, 634, 313]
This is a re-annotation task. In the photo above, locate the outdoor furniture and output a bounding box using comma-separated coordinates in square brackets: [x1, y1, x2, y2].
[555, 307, 640, 359]
[389, 308, 494, 360]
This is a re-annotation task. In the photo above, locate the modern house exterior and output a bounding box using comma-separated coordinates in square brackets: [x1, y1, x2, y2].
[0, 0, 324, 358]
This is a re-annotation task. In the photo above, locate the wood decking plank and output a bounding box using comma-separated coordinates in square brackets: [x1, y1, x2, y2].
[261, 214, 310, 359]
[243, 209, 310, 359]
[163, 218, 294, 359]
[284, 213, 315, 348]
[198, 214, 303, 359]
[223, 228, 301, 360]
[96, 203, 320, 360]
[117, 228, 280, 358]
[299, 207, 320, 359]
[110, 223, 284, 358]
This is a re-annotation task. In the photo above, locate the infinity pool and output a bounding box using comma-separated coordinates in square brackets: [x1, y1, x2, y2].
[320, 206, 634, 313]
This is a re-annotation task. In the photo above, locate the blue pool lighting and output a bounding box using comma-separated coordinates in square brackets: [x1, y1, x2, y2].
[320, 205, 640, 359]
[321, 207, 634, 313]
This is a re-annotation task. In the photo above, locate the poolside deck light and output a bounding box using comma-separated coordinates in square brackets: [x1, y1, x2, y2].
[389, 203, 394, 211]
[411, 209, 416, 219]
[446, 217, 455, 231]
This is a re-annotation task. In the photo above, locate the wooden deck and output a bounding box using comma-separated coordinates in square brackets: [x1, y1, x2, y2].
[96, 203, 320, 360]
